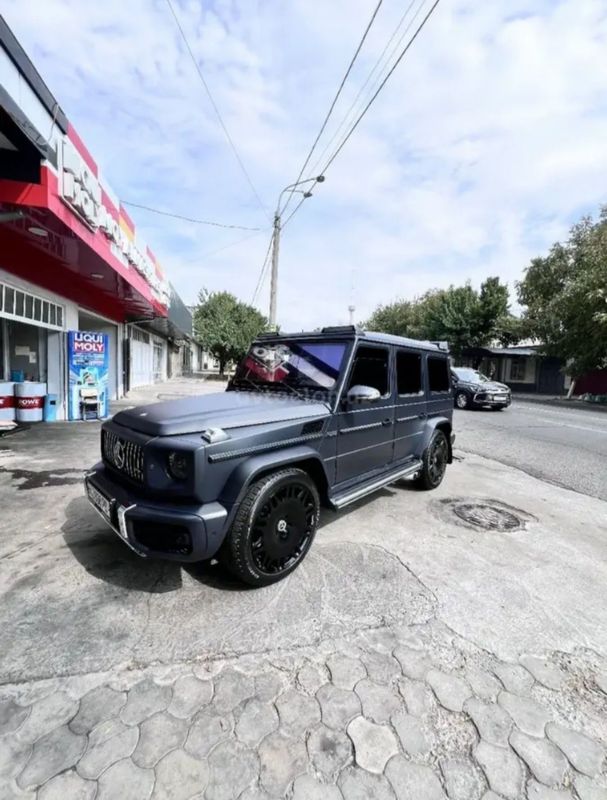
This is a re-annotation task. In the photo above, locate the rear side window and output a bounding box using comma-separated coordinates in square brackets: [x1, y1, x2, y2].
[348, 346, 390, 396]
[396, 350, 422, 395]
[428, 356, 450, 393]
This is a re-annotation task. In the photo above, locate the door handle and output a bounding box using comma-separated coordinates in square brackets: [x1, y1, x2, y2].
[382, 418, 392, 426]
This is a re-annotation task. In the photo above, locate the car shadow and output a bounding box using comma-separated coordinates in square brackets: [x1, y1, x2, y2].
[62, 479, 419, 594]
[62, 496, 255, 594]
[318, 480, 415, 526]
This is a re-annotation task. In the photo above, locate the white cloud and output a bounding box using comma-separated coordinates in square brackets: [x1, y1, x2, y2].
[4, 0, 607, 329]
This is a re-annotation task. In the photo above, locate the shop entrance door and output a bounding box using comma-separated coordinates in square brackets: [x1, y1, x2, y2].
[7, 320, 45, 381]
[153, 340, 164, 382]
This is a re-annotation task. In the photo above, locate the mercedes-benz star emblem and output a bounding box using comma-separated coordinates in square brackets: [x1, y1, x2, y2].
[113, 439, 126, 469]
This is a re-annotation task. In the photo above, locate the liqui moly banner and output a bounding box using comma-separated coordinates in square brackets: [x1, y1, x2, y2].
[67, 331, 110, 420]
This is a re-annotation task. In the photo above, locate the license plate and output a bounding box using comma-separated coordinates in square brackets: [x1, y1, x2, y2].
[87, 482, 112, 520]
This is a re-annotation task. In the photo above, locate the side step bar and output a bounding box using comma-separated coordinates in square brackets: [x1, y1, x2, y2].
[330, 459, 423, 510]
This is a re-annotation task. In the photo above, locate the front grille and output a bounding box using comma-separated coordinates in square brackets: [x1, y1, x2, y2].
[102, 429, 144, 483]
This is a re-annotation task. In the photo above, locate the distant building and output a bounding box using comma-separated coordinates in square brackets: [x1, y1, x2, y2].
[459, 345, 569, 395]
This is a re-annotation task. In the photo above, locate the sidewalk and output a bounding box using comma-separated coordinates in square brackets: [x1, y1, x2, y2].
[112, 375, 227, 414]
[513, 392, 607, 413]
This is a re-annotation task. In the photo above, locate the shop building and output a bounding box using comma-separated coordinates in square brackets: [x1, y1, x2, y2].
[0, 16, 193, 420]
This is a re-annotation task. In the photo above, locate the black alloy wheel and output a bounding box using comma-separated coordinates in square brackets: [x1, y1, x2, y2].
[416, 429, 449, 490]
[455, 390, 469, 409]
[222, 468, 320, 586]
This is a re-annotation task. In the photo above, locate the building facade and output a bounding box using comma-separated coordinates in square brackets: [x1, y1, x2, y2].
[0, 16, 194, 419]
[460, 345, 569, 395]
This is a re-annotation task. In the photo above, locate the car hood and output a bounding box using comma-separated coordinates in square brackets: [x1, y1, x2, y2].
[112, 390, 330, 437]
[479, 381, 510, 392]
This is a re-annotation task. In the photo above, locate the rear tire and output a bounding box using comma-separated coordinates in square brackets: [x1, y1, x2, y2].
[415, 430, 449, 491]
[221, 468, 320, 587]
[454, 391, 470, 410]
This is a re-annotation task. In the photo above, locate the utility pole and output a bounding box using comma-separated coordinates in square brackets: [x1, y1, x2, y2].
[269, 213, 281, 330]
[268, 175, 325, 330]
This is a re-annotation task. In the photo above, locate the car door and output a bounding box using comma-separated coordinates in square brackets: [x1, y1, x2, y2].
[393, 348, 426, 463]
[336, 343, 395, 484]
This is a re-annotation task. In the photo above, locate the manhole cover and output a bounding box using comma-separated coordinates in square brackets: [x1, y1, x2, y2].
[452, 502, 522, 531]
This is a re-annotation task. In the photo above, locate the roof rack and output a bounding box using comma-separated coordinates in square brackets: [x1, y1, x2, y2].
[256, 331, 281, 339]
[321, 325, 361, 334]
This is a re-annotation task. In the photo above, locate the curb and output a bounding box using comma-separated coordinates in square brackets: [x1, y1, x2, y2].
[513, 396, 607, 414]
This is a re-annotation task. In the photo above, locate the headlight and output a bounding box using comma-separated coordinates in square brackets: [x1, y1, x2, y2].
[167, 451, 190, 481]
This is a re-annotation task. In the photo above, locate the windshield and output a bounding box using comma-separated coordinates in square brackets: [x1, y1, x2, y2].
[454, 368, 489, 383]
[232, 340, 348, 396]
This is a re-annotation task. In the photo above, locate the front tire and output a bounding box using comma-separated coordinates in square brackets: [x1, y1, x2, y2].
[416, 430, 449, 491]
[454, 391, 470, 410]
[221, 468, 320, 587]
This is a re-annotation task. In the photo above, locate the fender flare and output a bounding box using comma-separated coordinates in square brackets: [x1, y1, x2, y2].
[422, 416, 454, 463]
[218, 444, 330, 526]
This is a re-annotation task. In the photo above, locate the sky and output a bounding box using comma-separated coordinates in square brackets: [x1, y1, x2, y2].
[3, 0, 607, 330]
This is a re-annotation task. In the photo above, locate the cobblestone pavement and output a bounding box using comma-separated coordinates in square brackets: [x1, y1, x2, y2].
[1, 619, 606, 799]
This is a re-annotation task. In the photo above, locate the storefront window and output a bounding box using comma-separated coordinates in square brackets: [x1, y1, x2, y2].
[4, 287, 14, 315]
[7, 320, 44, 382]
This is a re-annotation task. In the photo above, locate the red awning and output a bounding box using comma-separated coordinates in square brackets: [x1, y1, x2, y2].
[0, 167, 167, 322]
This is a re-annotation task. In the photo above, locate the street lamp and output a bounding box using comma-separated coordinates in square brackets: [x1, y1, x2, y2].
[268, 175, 325, 329]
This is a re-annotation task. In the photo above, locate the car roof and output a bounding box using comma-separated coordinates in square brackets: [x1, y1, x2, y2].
[256, 326, 448, 353]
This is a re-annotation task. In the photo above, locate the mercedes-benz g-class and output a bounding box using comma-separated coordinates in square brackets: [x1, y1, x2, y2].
[85, 326, 454, 586]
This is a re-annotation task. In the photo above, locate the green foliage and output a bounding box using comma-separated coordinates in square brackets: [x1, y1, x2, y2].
[365, 277, 516, 358]
[518, 208, 607, 377]
[365, 299, 424, 339]
[193, 290, 267, 374]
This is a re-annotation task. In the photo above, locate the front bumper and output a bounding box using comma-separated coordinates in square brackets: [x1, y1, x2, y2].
[472, 392, 511, 407]
[84, 463, 228, 562]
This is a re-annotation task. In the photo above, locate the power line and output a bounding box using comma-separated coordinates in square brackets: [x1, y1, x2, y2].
[308, 0, 424, 177]
[282, 0, 441, 232]
[164, 0, 270, 222]
[122, 201, 263, 231]
[251, 231, 275, 305]
[320, 0, 442, 175]
[180, 231, 264, 265]
[281, 0, 384, 217]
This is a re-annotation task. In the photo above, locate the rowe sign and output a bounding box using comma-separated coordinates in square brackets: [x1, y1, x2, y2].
[60, 138, 169, 305]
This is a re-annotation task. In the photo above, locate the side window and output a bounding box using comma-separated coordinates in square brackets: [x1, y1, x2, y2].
[427, 356, 450, 393]
[347, 346, 390, 397]
[396, 350, 422, 395]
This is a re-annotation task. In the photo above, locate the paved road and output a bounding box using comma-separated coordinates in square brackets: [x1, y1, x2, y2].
[455, 400, 607, 501]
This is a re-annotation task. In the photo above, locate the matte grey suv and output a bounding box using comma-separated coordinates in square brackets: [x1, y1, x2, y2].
[85, 327, 454, 586]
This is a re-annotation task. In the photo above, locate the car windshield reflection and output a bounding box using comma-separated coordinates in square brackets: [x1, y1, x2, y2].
[454, 368, 489, 383]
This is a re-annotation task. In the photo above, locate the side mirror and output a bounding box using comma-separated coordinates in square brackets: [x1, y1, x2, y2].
[347, 384, 381, 403]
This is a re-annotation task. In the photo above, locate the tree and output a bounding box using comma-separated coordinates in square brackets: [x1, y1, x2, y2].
[193, 290, 267, 374]
[365, 299, 424, 339]
[518, 208, 607, 380]
[365, 277, 516, 359]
